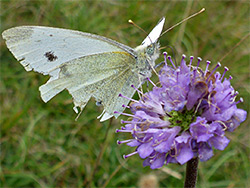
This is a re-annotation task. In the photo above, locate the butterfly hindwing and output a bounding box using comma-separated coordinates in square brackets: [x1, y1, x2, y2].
[93, 62, 140, 121]
[39, 52, 138, 120]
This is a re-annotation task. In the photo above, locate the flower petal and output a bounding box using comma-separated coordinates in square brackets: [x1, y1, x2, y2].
[137, 142, 154, 159]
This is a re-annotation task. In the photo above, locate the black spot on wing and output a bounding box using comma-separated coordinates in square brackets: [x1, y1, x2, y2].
[96, 101, 102, 106]
[60, 64, 71, 77]
[44, 51, 58, 62]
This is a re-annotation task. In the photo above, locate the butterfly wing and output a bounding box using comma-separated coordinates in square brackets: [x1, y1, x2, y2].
[2, 20, 164, 121]
[2, 26, 138, 120]
[2, 26, 135, 80]
[141, 17, 165, 47]
[39, 51, 139, 121]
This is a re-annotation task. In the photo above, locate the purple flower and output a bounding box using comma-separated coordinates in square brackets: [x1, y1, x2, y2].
[116, 53, 247, 169]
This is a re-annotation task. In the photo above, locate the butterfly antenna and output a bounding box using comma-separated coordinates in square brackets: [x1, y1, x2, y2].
[161, 8, 205, 37]
[128, 19, 153, 45]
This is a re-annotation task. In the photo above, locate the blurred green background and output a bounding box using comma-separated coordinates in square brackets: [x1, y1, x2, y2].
[0, 0, 249, 187]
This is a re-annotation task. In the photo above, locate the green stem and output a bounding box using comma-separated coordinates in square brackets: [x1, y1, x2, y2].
[184, 157, 199, 188]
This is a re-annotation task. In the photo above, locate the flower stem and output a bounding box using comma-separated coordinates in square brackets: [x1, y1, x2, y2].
[184, 157, 199, 188]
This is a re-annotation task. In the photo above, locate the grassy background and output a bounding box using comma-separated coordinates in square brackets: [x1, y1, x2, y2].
[0, 0, 249, 187]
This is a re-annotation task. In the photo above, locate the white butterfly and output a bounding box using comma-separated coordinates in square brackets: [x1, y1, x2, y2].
[2, 17, 165, 122]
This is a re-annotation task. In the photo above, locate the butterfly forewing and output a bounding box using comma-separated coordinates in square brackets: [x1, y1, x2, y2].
[141, 17, 165, 47]
[2, 26, 135, 77]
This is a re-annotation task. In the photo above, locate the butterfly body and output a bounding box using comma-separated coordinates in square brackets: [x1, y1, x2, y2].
[133, 43, 160, 80]
[2, 18, 165, 121]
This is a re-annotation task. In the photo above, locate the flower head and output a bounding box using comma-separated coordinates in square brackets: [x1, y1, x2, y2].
[116, 53, 247, 169]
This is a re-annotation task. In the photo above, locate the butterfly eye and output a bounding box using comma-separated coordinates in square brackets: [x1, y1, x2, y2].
[146, 45, 154, 56]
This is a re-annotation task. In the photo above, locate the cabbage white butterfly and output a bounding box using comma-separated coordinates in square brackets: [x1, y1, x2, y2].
[2, 17, 165, 121]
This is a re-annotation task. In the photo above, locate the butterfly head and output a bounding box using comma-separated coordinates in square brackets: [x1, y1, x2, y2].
[145, 43, 160, 62]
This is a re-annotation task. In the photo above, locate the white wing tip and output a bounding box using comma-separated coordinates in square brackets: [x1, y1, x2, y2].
[141, 17, 165, 47]
[160, 17, 165, 22]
